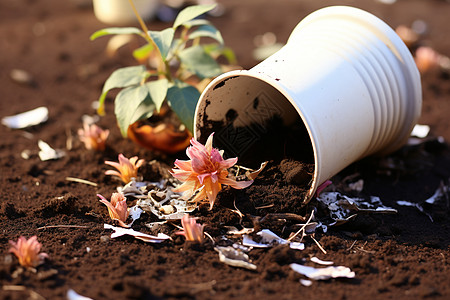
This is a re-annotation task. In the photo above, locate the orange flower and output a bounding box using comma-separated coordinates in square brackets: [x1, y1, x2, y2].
[105, 154, 145, 183]
[98, 192, 130, 228]
[176, 214, 205, 243]
[171, 133, 253, 210]
[78, 122, 109, 151]
[9, 236, 48, 268]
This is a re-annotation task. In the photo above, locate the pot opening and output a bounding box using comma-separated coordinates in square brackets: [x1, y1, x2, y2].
[195, 74, 314, 169]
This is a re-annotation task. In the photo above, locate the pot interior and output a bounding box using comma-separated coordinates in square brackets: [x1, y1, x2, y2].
[195, 74, 314, 169]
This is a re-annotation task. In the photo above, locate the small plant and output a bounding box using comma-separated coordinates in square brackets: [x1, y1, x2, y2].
[91, 2, 236, 141]
[9, 236, 48, 268]
[78, 121, 110, 151]
[98, 192, 130, 227]
[171, 133, 253, 210]
[105, 153, 145, 183]
[176, 214, 205, 243]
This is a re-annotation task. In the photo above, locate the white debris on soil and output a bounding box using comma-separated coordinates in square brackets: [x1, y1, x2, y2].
[38, 140, 66, 161]
[290, 263, 355, 280]
[290, 242, 305, 250]
[411, 124, 431, 138]
[299, 279, 313, 286]
[397, 200, 427, 214]
[67, 289, 94, 300]
[242, 229, 305, 250]
[348, 179, 364, 192]
[396, 181, 449, 222]
[215, 246, 257, 270]
[225, 226, 254, 235]
[104, 224, 170, 243]
[118, 179, 148, 198]
[425, 181, 449, 205]
[243, 229, 289, 248]
[137, 187, 196, 220]
[317, 192, 397, 227]
[2, 106, 48, 129]
[128, 205, 143, 226]
[311, 257, 334, 266]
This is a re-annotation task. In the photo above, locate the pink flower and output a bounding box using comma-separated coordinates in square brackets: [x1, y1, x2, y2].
[98, 193, 130, 228]
[9, 236, 48, 268]
[105, 154, 145, 183]
[176, 214, 205, 243]
[78, 122, 109, 151]
[171, 133, 253, 210]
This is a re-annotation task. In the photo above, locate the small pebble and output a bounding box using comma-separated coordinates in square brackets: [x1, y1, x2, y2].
[10, 69, 36, 86]
[100, 235, 110, 243]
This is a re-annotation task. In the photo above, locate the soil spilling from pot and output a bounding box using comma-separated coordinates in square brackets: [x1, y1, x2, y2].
[211, 158, 314, 236]
[1, 1, 450, 299]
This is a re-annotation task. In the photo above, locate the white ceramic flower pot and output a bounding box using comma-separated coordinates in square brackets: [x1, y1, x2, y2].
[193, 6, 422, 202]
[93, 0, 160, 25]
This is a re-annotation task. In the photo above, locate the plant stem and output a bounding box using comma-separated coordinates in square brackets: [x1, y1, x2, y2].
[127, 0, 166, 74]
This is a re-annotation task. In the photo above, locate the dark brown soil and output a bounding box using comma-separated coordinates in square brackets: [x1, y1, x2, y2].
[1, 0, 450, 299]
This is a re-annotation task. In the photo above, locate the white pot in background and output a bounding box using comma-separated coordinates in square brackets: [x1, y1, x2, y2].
[194, 6, 422, 203]
[93, 0, 160, 25]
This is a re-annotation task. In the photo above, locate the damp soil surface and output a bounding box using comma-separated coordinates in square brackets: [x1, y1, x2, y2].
[1, 0, 450, 299]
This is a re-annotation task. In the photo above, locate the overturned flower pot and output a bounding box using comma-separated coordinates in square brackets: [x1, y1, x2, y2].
[194, 6, 422, 203]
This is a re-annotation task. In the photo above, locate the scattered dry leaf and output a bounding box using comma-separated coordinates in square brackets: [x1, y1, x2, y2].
[215, 246, 257, 270]
[104, 224, 170, 243]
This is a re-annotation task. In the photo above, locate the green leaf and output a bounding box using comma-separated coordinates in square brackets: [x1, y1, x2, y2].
[148, 28, 175, 60]
[220, 47, 238, 65]
[90, 27, 143, 40]
[188, 24, 224, 45]
[203, 44, 237, 64]
[97, 65, 147, 115]
[178, 45, 222, 79]
[145, 79, 168, 112]
[114, 85, 150, 137]
[129, 97, 156, 127]
[182, 19, 211, 28]
[132, 43, 154, 61]
[166, 81, 200, 132]
[173, 4, 216, 29]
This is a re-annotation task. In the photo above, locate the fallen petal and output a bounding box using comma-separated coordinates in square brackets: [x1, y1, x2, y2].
[104, 224, 170, 243]
[2, 107, 48, 129]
